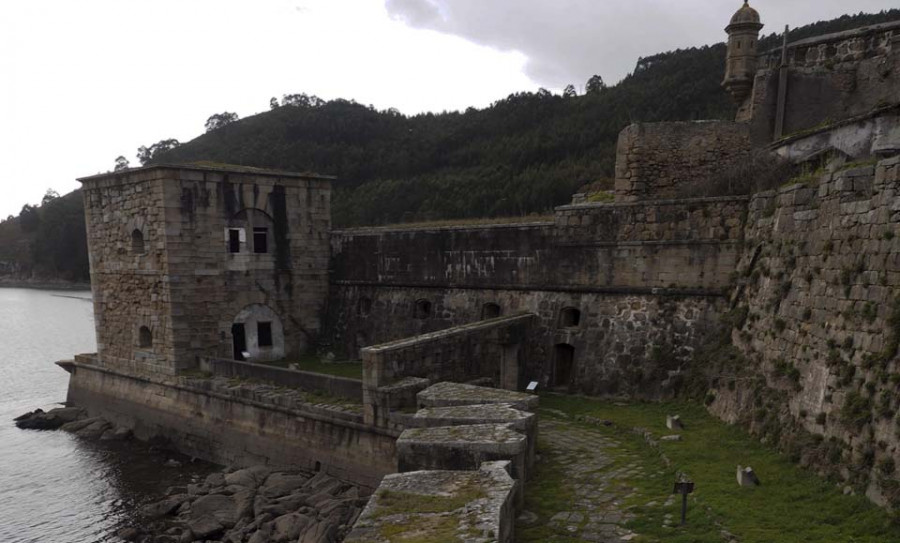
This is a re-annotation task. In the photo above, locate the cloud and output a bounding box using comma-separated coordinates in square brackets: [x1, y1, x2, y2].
[384, 0, 900, 89]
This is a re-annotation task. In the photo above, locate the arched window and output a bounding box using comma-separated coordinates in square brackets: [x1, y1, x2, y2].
[131, 229, 145, 254]
[559, 307, 581, 328]
[414, 299, 432, 319]
[481, 303, 501, 320]
[138, 326, 152, 348]
[357, 297, 372, 317]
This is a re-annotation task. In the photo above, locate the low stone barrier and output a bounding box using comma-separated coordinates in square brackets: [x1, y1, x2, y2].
[202, 357, 363, 402]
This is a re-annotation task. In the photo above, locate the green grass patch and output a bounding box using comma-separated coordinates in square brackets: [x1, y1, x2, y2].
[266, 354, 363, 380]
[533, 394, 900, 543]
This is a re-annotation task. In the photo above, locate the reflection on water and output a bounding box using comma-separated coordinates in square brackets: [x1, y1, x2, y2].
[0, 288, 212, 543]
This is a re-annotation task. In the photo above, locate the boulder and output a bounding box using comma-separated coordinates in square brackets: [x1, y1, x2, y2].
[666, 415, 684, 430]
[187, 515, 224, 540]
[270, 513, 313, 542]
[224, 466, 270, 489]
[191, 493, 239, 527]
[299, 520, 338, 543]
[15, 407, 85, 430]
[101, 427, 133, 441]
[75, 419, 112, 439]
[60, 416, 104, 433]
[660, 435, 682, 441]
[205, 472, 226, 488]
[140, 495, 189, 519]
[736, 465, 761, 487]
[259, 472, 309, 498]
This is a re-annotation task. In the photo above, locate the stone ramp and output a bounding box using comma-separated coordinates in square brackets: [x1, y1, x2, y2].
[522, 418, 640, 542]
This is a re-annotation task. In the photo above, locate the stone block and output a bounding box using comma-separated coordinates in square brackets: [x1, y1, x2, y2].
[417, 382, 539, 412]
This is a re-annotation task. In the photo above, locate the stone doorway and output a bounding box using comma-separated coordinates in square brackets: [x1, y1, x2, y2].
[553, 344, 575, 389]
[232, 323, 247, 361]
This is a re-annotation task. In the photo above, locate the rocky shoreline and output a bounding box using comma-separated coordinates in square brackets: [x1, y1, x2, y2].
[14, 407, 368, 543]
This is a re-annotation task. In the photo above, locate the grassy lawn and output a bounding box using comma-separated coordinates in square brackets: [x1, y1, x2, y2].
[530, 394, 900, 543]
[264, 355, 363, 380]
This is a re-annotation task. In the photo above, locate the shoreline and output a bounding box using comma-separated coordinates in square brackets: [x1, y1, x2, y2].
[0, 280, 91, 291]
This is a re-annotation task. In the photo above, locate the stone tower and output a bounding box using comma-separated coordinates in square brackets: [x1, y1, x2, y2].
[723, 1, 764, 110]
[78, 164, 332, 376]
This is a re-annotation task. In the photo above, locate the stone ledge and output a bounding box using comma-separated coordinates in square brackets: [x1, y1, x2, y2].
[345, 461, 516, 543]
[417, 382, 539, 412]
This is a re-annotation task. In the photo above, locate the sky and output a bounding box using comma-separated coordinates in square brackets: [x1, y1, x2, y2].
[1, 0, 897, 219]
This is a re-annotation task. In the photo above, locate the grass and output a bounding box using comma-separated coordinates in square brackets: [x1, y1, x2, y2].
[264, 354, 363, 380]
[344, 214, 554, 231]
[525, 394, 900, 543]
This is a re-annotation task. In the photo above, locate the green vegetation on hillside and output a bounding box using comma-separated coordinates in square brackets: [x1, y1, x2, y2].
[1, 9, 897, 281]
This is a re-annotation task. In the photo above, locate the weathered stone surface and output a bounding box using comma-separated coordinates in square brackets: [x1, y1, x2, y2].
[270, 512, 312, 542]
[224, 466, 270, 489]
[416, 382, 538, 412]
[191, 493, 240, 527]
[345, 461, 516, 543]
[14, 407, 86, 430]
[187, 515, 225, 539]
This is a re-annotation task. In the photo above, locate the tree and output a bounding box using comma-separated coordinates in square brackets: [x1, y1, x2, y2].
[205, 112, 239, 132]
[269, 97, 279, 110]
[585, 74, 607, 94]
[137, 139, 180, 165]
[114, 156, 130, 171]
[563, 84, 577, 98]
[41, 189, 60, 205]
[19, 204, 39, 232]
[282, 93, 325, 108]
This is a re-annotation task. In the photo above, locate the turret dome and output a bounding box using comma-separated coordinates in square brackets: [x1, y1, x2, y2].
[728, 1, 761, 28]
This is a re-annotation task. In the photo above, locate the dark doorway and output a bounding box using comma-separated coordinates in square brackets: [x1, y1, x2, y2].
[228, 229, 241, 253]
[232, 323, 247, 360]
[481, 303, 501, 320]
[554, 344, 575, 389]
[257, 321, 273, 348]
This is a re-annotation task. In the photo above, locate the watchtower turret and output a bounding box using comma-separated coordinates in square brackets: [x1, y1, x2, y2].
[723, 1, 763, 106]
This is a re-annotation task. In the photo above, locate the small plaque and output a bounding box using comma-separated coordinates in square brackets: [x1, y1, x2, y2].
[673, 481, 695, 494]
[526, 381, 539, 391]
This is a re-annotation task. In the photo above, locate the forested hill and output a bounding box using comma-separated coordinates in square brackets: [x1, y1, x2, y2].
[1, 9, 897, 282]
[154, 9, 900, 227]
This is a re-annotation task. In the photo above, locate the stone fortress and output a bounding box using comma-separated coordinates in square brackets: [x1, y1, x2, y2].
[57, 2, 900, 540]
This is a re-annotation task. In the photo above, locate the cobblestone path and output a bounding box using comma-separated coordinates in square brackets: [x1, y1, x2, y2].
[520, 416, 647, 542]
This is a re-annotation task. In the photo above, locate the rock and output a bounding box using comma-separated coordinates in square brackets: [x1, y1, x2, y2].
[187, 483, 208, 496]
[75, 419, 112, 439]
[140, 495, 189, 519]
[205, 472, 226, 488]
[163, 459, 182, 468]
[247, 523, 273, 543]
[14, 407, 85, 430]
[660, 435, 682, 441]
[257, 493, 308, 518]
[224, 466, 270, 489]
[259, 472, 309, 498]
[299, 520, 337, 543]
[191, 493, 239, 527]
[117, 527, 140, 541]
[736, 465, 760, 487]
[187, 515, 224, 540]
[60, 416, 104, 433]
[271, 513, 312, 542]
[666, 415, 684, 430]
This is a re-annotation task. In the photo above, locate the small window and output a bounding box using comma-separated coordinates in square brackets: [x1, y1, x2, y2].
[228, 229, 242, 253]
[481, 303, 501, 319]
[138, 326, 152, 348]
[258, 321, 273, 348]
[131, 229, 145, 254]
[737, 40, 741, 50]
[253, 227, 268, 254]
[414, 299, 432, 319]
[559, 307, 581, 328]
[357, 297, 372, 317]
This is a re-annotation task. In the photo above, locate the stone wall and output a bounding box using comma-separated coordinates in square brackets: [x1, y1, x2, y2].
[80, 165, 332, 376]
[749, 22, 900, 143]
[202, 358, 362, 402]
[712, 156, 900, 505]
[613, 121, 753, 202]
[66, 356, 396, 489]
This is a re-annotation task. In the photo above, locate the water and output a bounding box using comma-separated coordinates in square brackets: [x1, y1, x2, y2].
[0, 288, 211, 543]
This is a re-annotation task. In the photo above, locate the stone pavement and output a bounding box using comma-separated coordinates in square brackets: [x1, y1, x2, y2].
[523, 416, 643, 542]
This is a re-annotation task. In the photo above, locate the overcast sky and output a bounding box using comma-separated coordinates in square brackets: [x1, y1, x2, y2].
[1, 0, 897, 219]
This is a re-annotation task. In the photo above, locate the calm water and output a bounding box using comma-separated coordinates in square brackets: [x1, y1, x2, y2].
[0, 288, 211, 543]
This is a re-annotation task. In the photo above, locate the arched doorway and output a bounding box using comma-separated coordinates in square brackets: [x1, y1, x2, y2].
[553, 344, 575, 389]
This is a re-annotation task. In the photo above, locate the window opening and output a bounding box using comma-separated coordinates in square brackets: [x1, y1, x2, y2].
[481, 303, 501, 319]
[138, 326, 152, 348]
[253, 227, 268, 254]
[131, 229, 145, 254]
[228, 229, 241, 253]
[559, 307, 581, 328]
[414, 299, 432, 319]
[258, 321, 273, 348]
